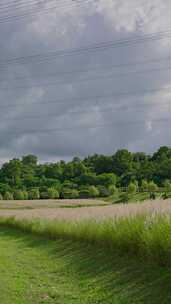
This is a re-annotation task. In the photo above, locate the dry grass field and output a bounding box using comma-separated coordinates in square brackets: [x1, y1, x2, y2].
[0, 198, 170, 221]
[0, 198, 107, 210]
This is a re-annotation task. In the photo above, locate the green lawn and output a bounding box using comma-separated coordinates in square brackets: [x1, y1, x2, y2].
[0, 228, 171, 304]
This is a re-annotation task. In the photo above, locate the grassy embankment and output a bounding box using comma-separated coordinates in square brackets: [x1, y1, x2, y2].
[0, 213, 171, 266]
[1, 226, 171, 304]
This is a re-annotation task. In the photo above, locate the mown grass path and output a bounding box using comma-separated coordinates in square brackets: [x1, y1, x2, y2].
[0, 228, 171, 304]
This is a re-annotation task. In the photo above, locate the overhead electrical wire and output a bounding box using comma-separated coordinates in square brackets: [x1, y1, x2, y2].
[0, 84, 171, 111]
[0, 3, 169, 139]
[1, 63, 171, 91]
[0, 0, 90, 23]
[0, 0, 59, 11]
[1, 53, 171, 85]
[0, 28, 171, 69]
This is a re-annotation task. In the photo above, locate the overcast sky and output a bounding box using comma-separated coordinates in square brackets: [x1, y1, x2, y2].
[0, 0, 171, 162]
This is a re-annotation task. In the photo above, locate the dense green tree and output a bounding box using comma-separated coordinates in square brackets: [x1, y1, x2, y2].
[0, 147, 170, 200]
[0, 159, 22, 186]
[97, 173, 116, 186]
[112, 149, 132, 176]
[22, 155, 38, 166]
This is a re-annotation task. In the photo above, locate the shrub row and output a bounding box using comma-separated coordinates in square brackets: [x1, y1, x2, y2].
[0, 185, 113, 200]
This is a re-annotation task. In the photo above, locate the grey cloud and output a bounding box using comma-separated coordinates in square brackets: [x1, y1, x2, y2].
[0, 0, 171, 162]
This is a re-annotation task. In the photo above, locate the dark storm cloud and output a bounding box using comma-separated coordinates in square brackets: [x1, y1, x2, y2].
[0, 0, 171, 162]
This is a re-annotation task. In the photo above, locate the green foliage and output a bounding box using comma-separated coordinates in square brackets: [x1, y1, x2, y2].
[13, 190, 25, 200]
[2, 214, 171, 267]
[79, 189, 90, 199]
[141, 180, 148, 192]
[108, 185, 118, 195]
[0, 147, 170, 200]
[97, 173, 117, 186]
[164, 180, 171, 192]
[23, 190, 28, 200]
[0, 183, 12, 195]
[28, 189, 40, 200]
[88, 186, 99, 198]
[47, 188, 59, 199]
[127, 182, 137, 194]
[119, 192, 129, 204]
[0, 193, 3, 200]
[62, 189, 79, 199]
[40, 191, 49, 199]
[97, 186, 110, 197]
[0, 225, 171, 304]
[22, 154, 38, 166]
[148, 181, 158, 193]
[4, 192, 14, 200]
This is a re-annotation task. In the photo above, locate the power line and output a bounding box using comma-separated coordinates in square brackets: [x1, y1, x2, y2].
[0, 84, 171, 112]
[3, 61, 171, 89]
[0, 0, 58, 12]
[0, 0, 152, 24]
[2, 63, 171, 91]
[0, 28, 171, 69]
[1, 54, 171, 85]
[0, 0, 146, 13]
[0, 0, 90, 23]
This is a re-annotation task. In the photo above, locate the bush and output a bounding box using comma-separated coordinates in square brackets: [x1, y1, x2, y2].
[4, 192, 14, 200]
[164, 180, 171, 192]
[48, 188, 59, 199]
[141, 180, 148, 192]
[127, 182, 137, 194]
[28, 189, 40, 200]
[0, 183, 12, 195]
[40, 191, 49, 199]
[150, 192, 156, 200]
[108, 185, 118, 195]
[162, 193, 168, 200]
[79, 189, 90, 199]
[148, 181, 158, 193]
[0, 193, 3, 200]
[97, 186, 110, 197]
[23, 190, 28, 200]
[13, 190, 25, 200]
[119, 193, 129, 204]
[97, 173, 117, 186]
[62, 189, 79, 199]
[88, 186, 99, 198]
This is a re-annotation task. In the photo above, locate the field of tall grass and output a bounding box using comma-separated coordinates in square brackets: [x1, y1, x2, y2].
[1, 212, 171, 266]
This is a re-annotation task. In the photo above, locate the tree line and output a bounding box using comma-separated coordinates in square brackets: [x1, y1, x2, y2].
[0, 146, 171, 200]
